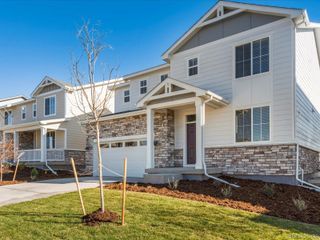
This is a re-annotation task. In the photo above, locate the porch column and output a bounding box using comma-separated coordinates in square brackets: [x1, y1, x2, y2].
[13, 131, 18, 160]
[146, 107, 154, 169]
[40, 127, 47, 162]
[195, 97, 204, 169]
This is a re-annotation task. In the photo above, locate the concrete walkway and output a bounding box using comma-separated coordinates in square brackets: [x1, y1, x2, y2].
[0, 177, 114, 207]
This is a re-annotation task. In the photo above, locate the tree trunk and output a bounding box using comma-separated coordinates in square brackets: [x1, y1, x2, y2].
[95, 122, 105, 212]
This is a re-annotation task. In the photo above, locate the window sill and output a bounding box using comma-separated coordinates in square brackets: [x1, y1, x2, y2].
[234, 71, 271, 81]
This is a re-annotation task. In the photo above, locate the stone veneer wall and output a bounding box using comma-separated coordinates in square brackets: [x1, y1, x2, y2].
[205, 144, 297, 175]
[18, 132, 34, 149]
[153, 109, 176, 168]
[299, 146, 320, 174]
[173, 149, 184, 167]
[64, 150, 86, 168]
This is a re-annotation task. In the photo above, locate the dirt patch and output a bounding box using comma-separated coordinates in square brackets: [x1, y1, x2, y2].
[82, 209, 119, 226]
[0, 165, 74, 185]
[106, 177, 320, 225]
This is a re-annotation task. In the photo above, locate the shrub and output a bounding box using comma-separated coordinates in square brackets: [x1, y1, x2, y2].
[18, 162, 26, 171]
[262, 184, 275, 198]
[168, 177, 180, 190]
[292, 195, 308, 211]
[30, 168, 39, 181]
[221, 185, 232, 198]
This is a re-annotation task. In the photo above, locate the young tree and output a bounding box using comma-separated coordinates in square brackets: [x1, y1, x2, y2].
[0, 137, 15, 182]
[71, 21, 119, 213]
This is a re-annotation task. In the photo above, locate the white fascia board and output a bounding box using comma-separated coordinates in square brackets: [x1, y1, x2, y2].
[123, 63, 170, 80]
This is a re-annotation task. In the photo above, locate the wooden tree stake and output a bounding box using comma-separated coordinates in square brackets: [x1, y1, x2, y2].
[71, 158, 86, 216]
[0, 159, 3, 182]
[121, 157, 127, 226]
[12, 154, 21, 182]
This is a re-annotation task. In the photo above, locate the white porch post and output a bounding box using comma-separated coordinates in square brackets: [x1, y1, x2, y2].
[13, 131, 18, 160]
[40, 127, 47, 162]
[195, 97, 204, 169]
[146, 107, 154, 169]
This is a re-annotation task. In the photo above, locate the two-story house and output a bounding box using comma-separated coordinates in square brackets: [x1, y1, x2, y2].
[0, 76, 89, 171]
[88, 1, 320, 186]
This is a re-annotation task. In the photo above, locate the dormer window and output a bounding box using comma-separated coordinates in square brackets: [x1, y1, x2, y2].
[44, 95, 56, 116]
[124, 89, 130, 103]
[21, 106, 26, 120]
[188, 58, 198, 76]
[140, 80, 147, 94]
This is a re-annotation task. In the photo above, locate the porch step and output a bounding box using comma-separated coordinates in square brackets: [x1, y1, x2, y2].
[143, 173, 182, 184]
[145, 167, 222, 175]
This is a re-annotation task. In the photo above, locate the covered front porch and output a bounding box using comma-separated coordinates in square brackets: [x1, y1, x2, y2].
[4, 127, 67, 162]
[137, 77, 229, 171]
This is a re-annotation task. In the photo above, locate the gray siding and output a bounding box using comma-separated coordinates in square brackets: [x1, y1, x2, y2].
[177, 12, 283, 53]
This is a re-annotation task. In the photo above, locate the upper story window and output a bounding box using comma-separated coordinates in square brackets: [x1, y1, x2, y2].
[4, 111, 13, 125]
[188, 58, 198, 76]
[21, 106, 26, 120]
[235, 106, 270, 143]
[32, 103, 37, 118]
[140, 80, 147, 94]
[235, 37, 269, 79]
[124, 89, 130, 103]
[161, 74, 168, 82]
[44, 96, 56, 116]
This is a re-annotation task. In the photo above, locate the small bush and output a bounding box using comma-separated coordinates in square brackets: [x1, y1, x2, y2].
[221, 185, 232, 198]
[262, 184, 275, 198]
[168, 177, 180, 190]
[292, 195, 307, 211]
[30, 168, 39, 181]
[18, 163, 26, 171]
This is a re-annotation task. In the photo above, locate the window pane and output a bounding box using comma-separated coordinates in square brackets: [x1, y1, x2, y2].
[261, 55, 269, 73]
[243, 60, 251, 77]
[252, 40, 260, 58]
[236, 62, 243, 78]
[252, 57, 260, 75]
[243, 109, 251, 125]
[253, 124, 261, 141]
[244, 126, 251, 141]
[253, 107, 261, 124]
[236, 46, 243, 62]
[236, 126, 244, 142]
[243, 43, 251, 60]
[262, 123, 270, 141]
[236, 110, 243, 126]
[261, 38, 269, 55]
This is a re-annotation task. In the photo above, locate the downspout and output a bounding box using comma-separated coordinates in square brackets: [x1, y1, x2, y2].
[295, 144, 320, 191]
[201, 97, 240, 188]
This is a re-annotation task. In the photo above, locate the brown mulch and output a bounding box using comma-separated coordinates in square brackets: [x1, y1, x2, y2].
[82, 209, 119, 226]
[0, 165, 74, 185]
[106, 177, 320, 225]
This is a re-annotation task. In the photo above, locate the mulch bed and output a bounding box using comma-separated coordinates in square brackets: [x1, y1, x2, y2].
[0, 165, 74, 185]
[106, 177, 320, 225]
[82, 209, 119, 226]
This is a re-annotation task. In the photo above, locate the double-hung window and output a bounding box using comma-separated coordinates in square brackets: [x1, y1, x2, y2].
[160, 74, 168, 82]
[32, 103, 37, 118]
[124, 90, 130, 103]
[4, 111, 13, 125]
[21, 106, 26, 120]
[235, 106, 270, 142]
[235, 37, 269, 78]
[44, 96, 56, 116]
[140, 80, 147, 94]
[188, 58, 198, 76]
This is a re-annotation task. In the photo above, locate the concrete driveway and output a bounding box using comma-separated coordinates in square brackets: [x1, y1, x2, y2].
[0, 177, 114, 207]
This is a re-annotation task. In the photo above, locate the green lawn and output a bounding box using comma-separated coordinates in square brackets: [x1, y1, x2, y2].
[0, 189, 319, 240]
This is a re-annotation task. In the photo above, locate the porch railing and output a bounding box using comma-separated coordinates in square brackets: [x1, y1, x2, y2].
[17, 149, 65, 162]
[18, 149, 41, 162]
[46, 149, 65, 162]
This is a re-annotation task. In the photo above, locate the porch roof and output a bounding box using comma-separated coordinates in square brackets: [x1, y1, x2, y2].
[136, 77, 229, 108]
[1, 118, 67, 132]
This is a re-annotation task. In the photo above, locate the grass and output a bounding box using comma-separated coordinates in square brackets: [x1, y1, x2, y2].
[0, 189, 319, 240]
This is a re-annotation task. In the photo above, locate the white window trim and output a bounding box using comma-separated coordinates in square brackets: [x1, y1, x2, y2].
[21, 106, 27, 120]
[186, 56, 199, 78]
[32, 103, 37, 119]
[233, 35, 272, 81]
[139, 80, 148, 95]
[234, 105, 272, 145]
[44, 95, 57, 117]
[123, 89, 130, 103]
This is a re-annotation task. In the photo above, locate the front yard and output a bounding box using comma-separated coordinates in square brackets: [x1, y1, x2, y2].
[0, 188, 319, 240]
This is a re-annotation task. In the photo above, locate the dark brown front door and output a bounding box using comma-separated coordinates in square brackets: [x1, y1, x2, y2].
[186, 123, 196, 165]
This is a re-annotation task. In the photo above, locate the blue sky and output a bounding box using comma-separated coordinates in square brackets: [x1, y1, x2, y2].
[0, 0, 319, 98]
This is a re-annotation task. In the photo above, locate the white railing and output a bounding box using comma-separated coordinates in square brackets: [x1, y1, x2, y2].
[18, 149, 65, 162]
[46, 149, 65, 162]
[18, 149, 41, 162]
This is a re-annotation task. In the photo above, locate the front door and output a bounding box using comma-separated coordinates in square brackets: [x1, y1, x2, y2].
[186, 119, 196, 165]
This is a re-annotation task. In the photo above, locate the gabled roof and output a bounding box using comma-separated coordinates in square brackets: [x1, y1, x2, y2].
[136, 77, 229, 108]
[123, 63, 169, 80]
[162, 0, 306, 60]
[31, 76, 72, 97]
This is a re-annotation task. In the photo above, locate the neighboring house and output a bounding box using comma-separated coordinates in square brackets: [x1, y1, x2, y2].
[88, 1, 320, 185]
[0, 76, 95, 170]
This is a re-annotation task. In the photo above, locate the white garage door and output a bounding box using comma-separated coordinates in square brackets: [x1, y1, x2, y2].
[94, 140, 147, 178]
